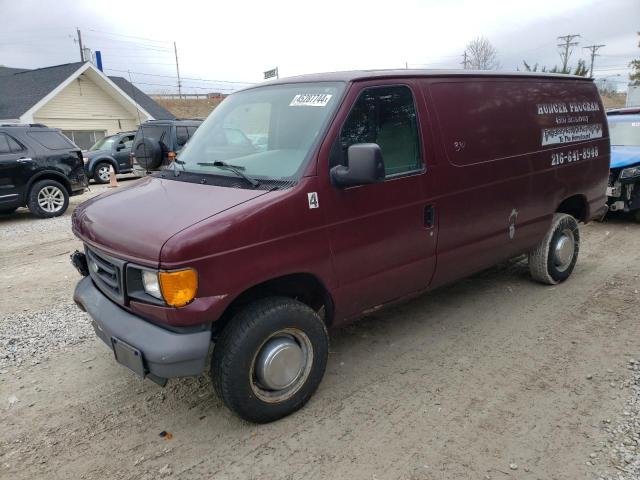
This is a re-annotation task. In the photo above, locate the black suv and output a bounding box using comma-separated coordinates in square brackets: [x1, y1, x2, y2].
[84, 131, 136, 183]
[132, 119, 201, 172]
[0, 124, 87, 218]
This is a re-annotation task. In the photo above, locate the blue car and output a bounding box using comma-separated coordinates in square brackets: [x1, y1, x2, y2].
[606, 108, 640, 221]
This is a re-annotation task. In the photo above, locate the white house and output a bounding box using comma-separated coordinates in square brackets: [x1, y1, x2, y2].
[0, 61, 174, 149]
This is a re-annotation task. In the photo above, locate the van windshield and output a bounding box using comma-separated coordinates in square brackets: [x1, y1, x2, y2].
[177, 82, 344, 182]
[609, 119, 640, 146]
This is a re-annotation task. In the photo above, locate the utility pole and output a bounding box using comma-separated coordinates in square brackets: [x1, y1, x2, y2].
[461, 51, 469, 69]
[76, 28, 84, 62]
[557, 34, 581, 73]
[174, 41, 182, 100]
[584, 44, 605, 78]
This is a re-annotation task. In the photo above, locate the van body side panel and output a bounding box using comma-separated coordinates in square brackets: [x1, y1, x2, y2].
[153, 177, 335, 327]
[315, 79, 438, 323]
[424, 78, 609, 288]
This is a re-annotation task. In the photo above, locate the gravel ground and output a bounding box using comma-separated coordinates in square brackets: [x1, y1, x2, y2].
[0, 192, 639, 479]
[0, 303, 92, 370]
[600, 360, 640, 480]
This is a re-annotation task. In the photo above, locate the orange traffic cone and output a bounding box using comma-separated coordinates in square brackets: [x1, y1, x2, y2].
[108, 165, 119, 188]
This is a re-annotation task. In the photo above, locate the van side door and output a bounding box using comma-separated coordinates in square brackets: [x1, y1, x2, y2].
[319, 81, 438, 321]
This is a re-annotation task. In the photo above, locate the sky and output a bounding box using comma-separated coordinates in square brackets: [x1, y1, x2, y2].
[0, 0, 638, 94]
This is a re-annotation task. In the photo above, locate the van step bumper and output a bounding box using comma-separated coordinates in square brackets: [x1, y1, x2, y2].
[73, 276, 211, 381]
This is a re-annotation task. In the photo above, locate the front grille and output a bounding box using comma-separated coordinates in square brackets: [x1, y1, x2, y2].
[86, 247, 126, 304]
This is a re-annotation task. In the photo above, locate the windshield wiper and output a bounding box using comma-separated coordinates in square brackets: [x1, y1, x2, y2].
[197, 161, 260, 188]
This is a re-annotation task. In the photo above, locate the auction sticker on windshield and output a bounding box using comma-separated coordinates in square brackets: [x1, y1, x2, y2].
[290, 94, 333, 107]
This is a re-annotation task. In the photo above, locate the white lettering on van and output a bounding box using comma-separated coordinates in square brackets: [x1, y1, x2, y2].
[541, 123, 603, 146]
[290, 94, 333, 107]
[537, 102, 599, 116]
[537, 103, 568, 115]
[307, 192, 319, 209]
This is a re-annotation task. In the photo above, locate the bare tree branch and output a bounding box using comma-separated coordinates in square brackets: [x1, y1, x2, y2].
[464, 37, 500, 70]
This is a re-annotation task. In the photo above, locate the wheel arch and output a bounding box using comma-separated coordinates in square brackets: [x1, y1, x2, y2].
[90, 156, 118, 174]
[556, 194, 588, 222]
[27, 170, 72, 196]
[212, 272, 335, 336]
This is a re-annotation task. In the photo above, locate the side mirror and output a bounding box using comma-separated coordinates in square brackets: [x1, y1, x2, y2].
[330, 143, 385, 187]
[116, 144, 125, 151]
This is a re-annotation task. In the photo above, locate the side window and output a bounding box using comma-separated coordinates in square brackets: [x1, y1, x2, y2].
[332, 85, 422, 177]
[186, 126, 198, 138]
[122, 136, 134, 149]
[7, 135, 24, 152]
[0, 134, 10, 154]
[176, 127, 189, 147]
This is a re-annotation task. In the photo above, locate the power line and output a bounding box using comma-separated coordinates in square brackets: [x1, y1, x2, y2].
[557, 34, 581, 73]
[583, 44, 605, 77]
[104, 68, 253, 85]
[88, 29, 172, 45]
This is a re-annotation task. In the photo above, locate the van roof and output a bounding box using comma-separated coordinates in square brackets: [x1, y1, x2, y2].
[252, 69, 593, 88]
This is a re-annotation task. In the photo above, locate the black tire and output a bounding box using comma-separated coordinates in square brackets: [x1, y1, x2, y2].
[212, 297, 329, 423]
[93, 161, 112, 184]
[0, 207, 17, 215]
[133, 138, 163, 170]
[528, 213, 580, 285]
[27, 179, 69, 218]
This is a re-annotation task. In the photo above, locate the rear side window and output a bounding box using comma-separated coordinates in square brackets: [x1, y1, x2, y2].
[28, 130, 76, 150]
[7, 135, 24, 152]
[0, 134, 10, 154]
[332, 85, 421, 177]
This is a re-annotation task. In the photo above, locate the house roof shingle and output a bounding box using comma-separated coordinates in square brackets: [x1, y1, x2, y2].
[0, 62, 175, 121]
[108, 76, 174, 120]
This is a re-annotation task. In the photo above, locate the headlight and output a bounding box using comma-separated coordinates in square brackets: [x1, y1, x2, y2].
[83, 157, 89, 164]
[159, 269, 198, 307]
[142, 270, 162, 299]
[620, 166, 640, 179]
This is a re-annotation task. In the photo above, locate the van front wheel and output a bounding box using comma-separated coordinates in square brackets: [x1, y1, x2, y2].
[528, 213, 580, 285]
[212, 297, 329, 423]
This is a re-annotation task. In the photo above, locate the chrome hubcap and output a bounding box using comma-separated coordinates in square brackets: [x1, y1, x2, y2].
[37, 186, 64, 213]
[251, 328, 312, 403]
[554, 228, 575, 272]
[98, 166, 110, 181]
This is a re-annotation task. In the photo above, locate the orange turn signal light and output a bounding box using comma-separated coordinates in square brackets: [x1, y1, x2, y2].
[168, 151, 176, 160]
[159, 269, 198, 307]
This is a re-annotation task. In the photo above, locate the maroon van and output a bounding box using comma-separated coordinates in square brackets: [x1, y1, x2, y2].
[72, 70, 609, 422]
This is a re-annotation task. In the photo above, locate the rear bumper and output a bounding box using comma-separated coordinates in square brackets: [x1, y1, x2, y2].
[73, 276, 211, 380]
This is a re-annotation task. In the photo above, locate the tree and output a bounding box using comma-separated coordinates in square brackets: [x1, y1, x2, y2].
[521, 59, 588, 76]
[464, 37, 500, 70]
[630, 31, 640, 86]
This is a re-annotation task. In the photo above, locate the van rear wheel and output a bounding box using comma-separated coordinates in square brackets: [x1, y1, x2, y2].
[528, 213, 580, 285]
[212, 297, 329, 423]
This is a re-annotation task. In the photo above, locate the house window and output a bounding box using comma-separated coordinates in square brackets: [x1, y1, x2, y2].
[62, 130, 106, 150]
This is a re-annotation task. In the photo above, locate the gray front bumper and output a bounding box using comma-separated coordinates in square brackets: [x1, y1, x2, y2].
[74, 276, 211, 380]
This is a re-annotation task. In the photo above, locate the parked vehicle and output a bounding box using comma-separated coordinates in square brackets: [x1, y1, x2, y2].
[131, 119, 201, 173]
[605, 108, 640, 221]
[83, 131, 136, 184]
[0, 124, 87, 218]
[72, 70, 609, 423]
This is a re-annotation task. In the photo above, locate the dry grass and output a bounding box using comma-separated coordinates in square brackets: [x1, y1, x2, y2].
[601, 93, 627, 109]
[153, 97, 224, 119]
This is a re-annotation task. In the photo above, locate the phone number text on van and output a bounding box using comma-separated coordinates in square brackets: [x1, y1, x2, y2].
[551, 146, 599, 166]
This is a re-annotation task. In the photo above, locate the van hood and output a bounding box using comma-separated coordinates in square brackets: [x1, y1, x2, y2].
[72, 176, 269, 264]
[611, 146, 640, 169]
